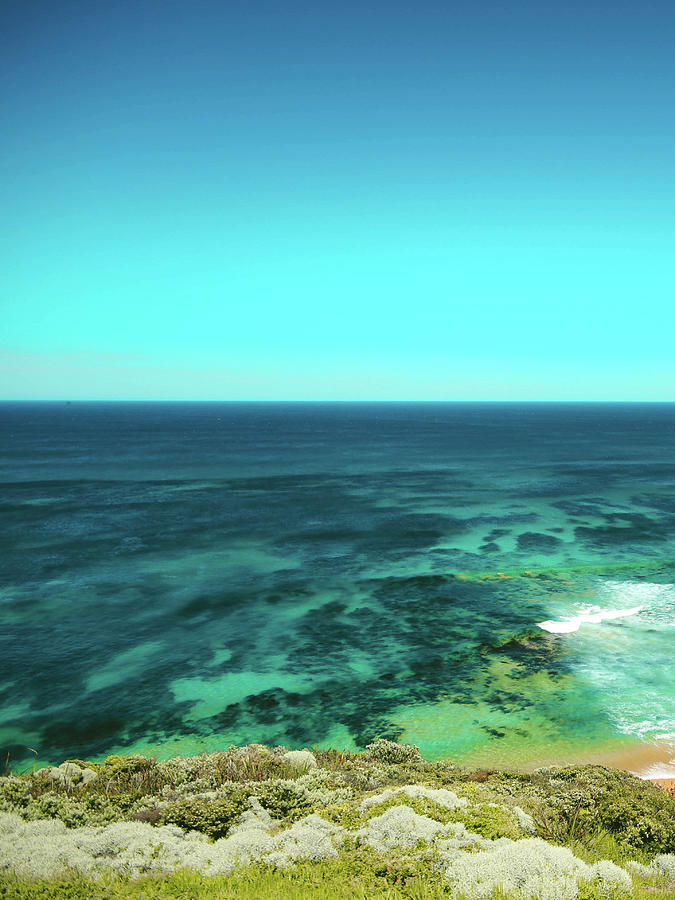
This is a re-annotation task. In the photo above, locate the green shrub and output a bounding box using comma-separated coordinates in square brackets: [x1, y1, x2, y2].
[319, 801, 364, 831]
[365, 740, 422, 765]
[19, 791, 124, 827]
[63, 758, 102, 773]
[598, 795, 675, 853]
[0, 775, 33, 809]
[103, 754, 155, 774]
[254, 780, 312, 820]
[332, 759, 388, 792]
[534, 766, 675, 854]
[99, 754, 160, 797]
[455, 803, 524, 841]
[161, 784, 250, 839]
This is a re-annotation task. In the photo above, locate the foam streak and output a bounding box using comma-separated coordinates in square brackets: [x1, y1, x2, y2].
[537, 606, 642, 634]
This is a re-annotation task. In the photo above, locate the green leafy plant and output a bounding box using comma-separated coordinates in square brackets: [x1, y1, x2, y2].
[161, 785, 251, 839]
[365, 740, 423, 765]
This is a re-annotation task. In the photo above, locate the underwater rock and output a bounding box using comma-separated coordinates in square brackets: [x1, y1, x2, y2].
[516, 532, 562, 552]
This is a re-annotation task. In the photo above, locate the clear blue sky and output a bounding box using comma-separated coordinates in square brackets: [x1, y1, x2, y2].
[2, 0, 674, 399]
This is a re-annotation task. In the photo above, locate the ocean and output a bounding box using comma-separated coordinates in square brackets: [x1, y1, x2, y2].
[1, 402, 674, 771]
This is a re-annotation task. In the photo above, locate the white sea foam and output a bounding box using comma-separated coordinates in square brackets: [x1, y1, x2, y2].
[598, 581, 675, 628]
[599, 581, 674, 601]
[537, 581, 674, 743]
[537, 606, 642, 634]
[537, 580, 675, 634]
[638, 759, 675, 779]
[613, 716, 675, 740]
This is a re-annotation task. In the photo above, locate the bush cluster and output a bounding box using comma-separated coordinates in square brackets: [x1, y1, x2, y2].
[2, 746, 675, 898]
[531, 765, 675, 854]
[365, 739, 423, 765]
[162, 784, 251, 839]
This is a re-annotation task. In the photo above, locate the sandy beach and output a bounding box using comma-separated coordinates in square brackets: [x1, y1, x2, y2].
[590, 741, 675, 780]
[496, 738, 675, 783]
[554, 740, 675, 797]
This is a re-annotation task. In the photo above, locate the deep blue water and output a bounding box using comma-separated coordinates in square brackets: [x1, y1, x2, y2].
[1, 402, 674, 769]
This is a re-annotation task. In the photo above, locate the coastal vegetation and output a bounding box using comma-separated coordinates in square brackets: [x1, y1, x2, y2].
[1, 740, 674, 898]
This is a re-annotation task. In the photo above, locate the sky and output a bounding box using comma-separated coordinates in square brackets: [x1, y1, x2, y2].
[2, 0, 674, 400]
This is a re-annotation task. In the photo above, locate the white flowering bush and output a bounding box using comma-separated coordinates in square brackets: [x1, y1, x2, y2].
[624, 859, 653, 878]
[281, 750, 317, 770]
[291, 770, 352, 807]
[0, 814, 97, 879]
[586, 859, 633, 894]
[511, 804, 536, 833]
[264, 814, 344, 867]
[156, 754, 223, 790]
[436, 822, 505, 852]
[232, 797, 278, 831]
[355, 803, 526, 854]
[358, 786, 528, 842]
[0, 803, 346, 879]
[356, 804, 451, 850]
[361, 784, 469, 811]
[365, 739, 422, 764]
[40, 762, 98, 789]
[651, 853, 675, 877]
[442, 837, 631, 899]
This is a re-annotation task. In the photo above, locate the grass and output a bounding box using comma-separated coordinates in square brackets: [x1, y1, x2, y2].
[3, 865, 675, 900]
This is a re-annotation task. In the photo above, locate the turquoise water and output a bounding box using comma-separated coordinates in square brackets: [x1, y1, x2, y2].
[1, 402, 674, 769]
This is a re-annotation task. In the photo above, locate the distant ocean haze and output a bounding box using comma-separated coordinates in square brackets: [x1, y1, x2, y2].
[1, 402, 674, 769]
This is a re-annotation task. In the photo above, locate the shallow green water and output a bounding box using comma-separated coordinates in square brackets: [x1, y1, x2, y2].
[1, 403, 674, 771]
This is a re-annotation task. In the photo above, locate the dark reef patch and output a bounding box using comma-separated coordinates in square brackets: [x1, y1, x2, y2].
[574, 513, 672, 550]
[479, 542, 499, 553]
[516, 532, 562, 552]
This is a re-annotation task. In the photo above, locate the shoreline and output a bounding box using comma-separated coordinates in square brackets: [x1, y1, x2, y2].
[24, 734, 675, 784]
[589, 740, 675, 780]
[447, 736, 675, 781]
[509, 739, 675, 781]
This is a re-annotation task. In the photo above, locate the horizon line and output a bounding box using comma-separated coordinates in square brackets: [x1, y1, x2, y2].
[2, 399, 675, 405]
